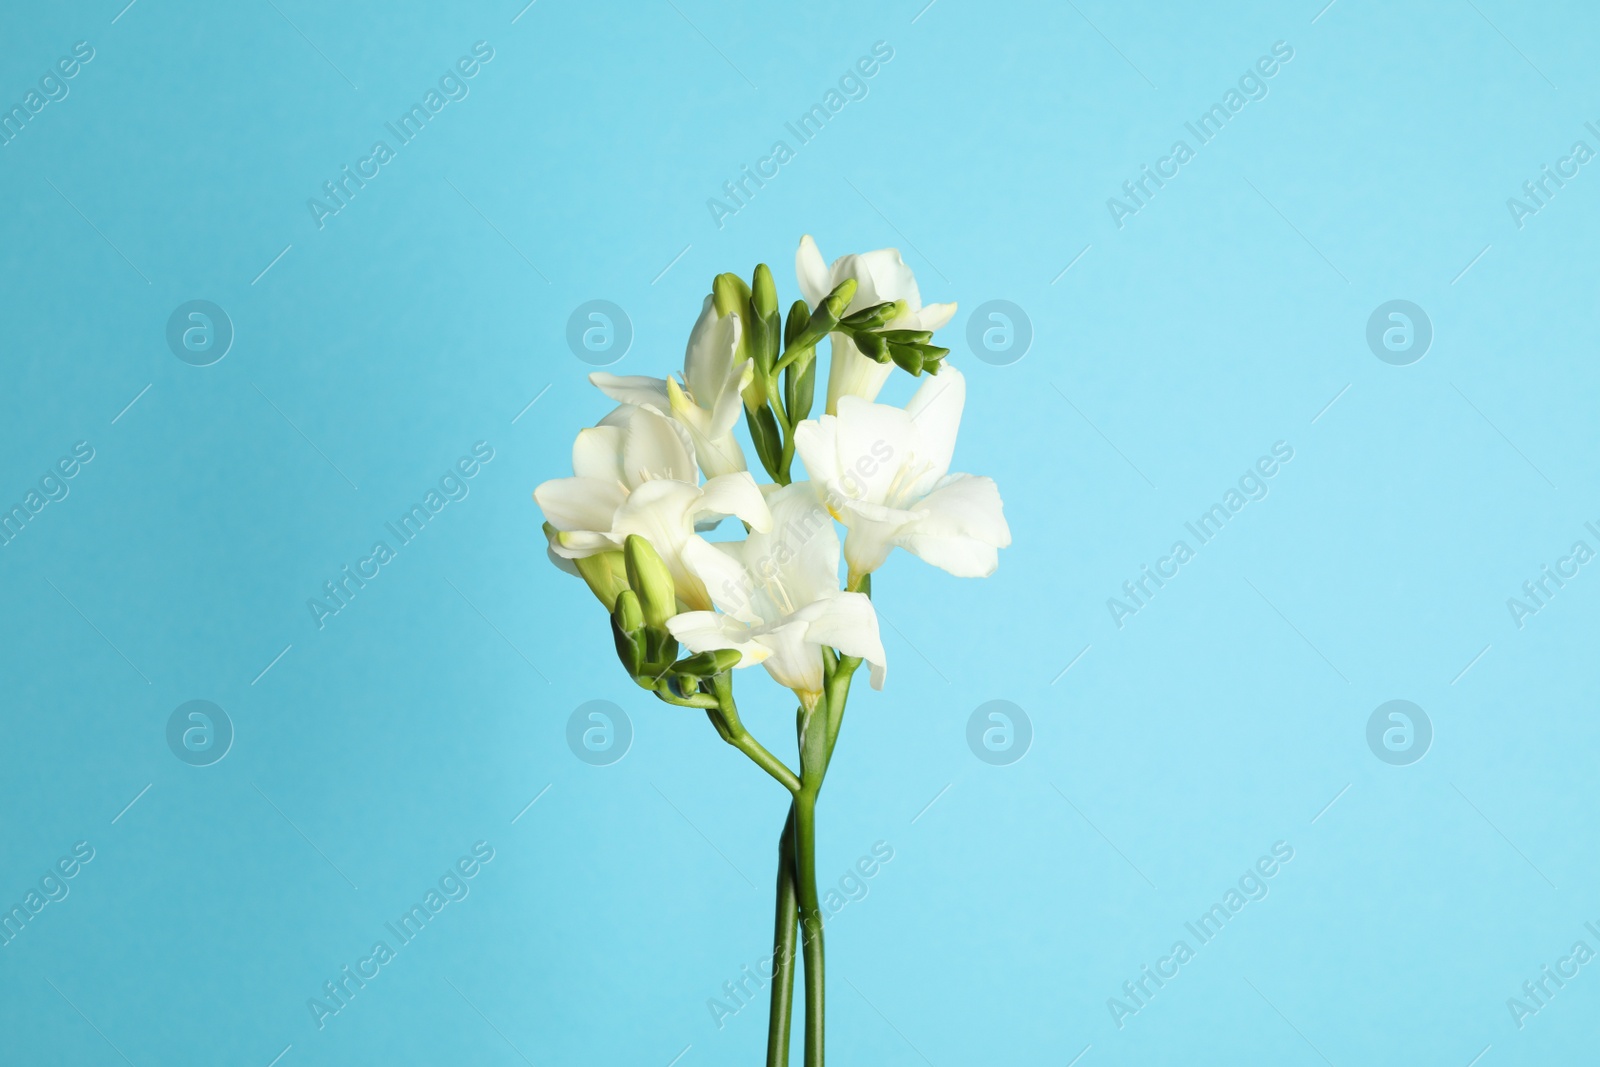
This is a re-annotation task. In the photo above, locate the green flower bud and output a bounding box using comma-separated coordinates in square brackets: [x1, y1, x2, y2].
[822, 278, 858, 320]
[624, 534, 676, 630]
[611, 589, 646, 677]
[790, 279, 860, 351]
[751, 263, 778, 320]
[784, 351, 816, 426]
[879, 328, 934, 345]
[841, 300, 903, 330]
[783, 300, 810, 348]
[615, 586, 644, 632]
[854, 331, 890, 363]
[888, 342, 923, 375]
[713, 272, 751, 318]
[749, 264, 781, 375]
[674, 649, 743, 676]
[745, 403, 784, 481]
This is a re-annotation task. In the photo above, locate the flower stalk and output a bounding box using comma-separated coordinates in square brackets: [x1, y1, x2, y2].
[532, 235, 1009, 1066]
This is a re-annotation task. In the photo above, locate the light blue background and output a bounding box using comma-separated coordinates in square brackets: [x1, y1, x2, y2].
[2, 0, 1596, 1063]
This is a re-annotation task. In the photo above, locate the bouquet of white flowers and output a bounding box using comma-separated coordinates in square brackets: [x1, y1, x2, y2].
[536, 235, 1011, 1065]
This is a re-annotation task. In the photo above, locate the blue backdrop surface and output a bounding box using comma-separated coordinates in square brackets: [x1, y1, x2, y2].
[1, 1, 1597, 1064]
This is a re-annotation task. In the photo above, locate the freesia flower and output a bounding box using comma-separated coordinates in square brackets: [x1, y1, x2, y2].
[795, 234, 957, 414]
[794, 364, 1010, 581]
[590, 296, 751, 477]
[668, 481, 886, 697]
[535, 403, 770, 610]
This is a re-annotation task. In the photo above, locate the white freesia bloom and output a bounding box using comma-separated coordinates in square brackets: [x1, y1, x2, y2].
[794, 364, 1010, 581]
[534, 403, 771, 610]
[590, 296, 751, 477]
[669, 482, 886, 696]
[795, 234, 957, 414]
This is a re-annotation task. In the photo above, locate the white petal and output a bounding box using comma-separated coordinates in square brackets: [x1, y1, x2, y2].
[693, 431, 748, 479]
[667, 611, 772, 667]
[684, 299, 742, 407]
[915, 301, 957, 332]
[792, 415, 840, 483]
[760, 481, 842, 607]
[681, 538, 764, 625]
[755, 618, 826, 694]
[571, 425, 625, 484]
[534, 477, 626, 534]
[611, 479, 697, 544]
[824, 335, 895, 414]
[713, 360, 754, 438]
[803, 591, 887, 690]
[698, 472, 773, 532]
[898, 474, 1012, 577]
[838, 510, 907, 578]
[848, 247, 922, 312]
[830, 396, 917, 503]
[620, 406, 697, 485]
[796, 235, 831, 307]
[550, 528, 617, 558]
[543, 524, 580, 575]
[904, 364, 966, 483]
[589, 372, 670, 413]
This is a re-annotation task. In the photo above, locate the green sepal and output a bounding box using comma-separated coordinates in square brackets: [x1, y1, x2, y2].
[571, 548, 630, 611]
[745, 403, 784, 480]
[879, 329, 933, 345]
[644, 629, 680, 676]
[785, 352, 816, 426]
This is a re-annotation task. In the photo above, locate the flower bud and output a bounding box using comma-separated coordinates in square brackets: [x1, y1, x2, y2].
[887, 342, 923, 374]
[745, 404, 784, 479]
[784, 351, 816, 425]
[790, 279, 859, 351]
[624, 534, 676, 630]
[841, 300, 903, 330]
[783, 300, 810, 348]
[822, 278, 858, 320]
[749, 263, 781, 375]
[674, 649, 743, 676]
[854, 331, 890, 363]
[713, 271, 749, 314]
[611, 589, 646, 677]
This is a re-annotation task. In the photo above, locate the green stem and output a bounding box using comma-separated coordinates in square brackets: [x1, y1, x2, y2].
[727, 728, 801, 794]
[794, 788, 823, 1067]
[822, 656, 861, 773]
[795, 693, 830, 1066]
[766, 805, 798, 1067]
[711, 676, 801, 794]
